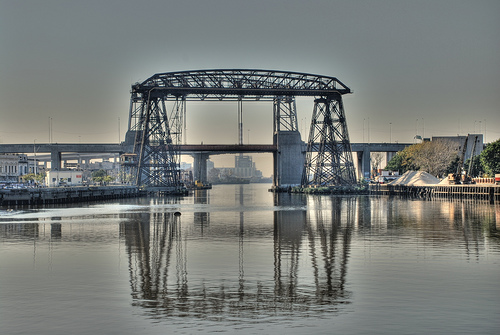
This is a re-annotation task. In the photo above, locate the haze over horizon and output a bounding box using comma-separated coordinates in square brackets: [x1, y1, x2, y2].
[1, 0, 499, 176]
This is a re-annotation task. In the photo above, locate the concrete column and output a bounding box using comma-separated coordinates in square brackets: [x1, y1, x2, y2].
[193, 153, 209, 183]
[356, 152, 363, 180]
[362, 148, 371, 179]
[386, 152, 396, 166]
[273, 131, 305, 187]
[51, 149, 61, 171]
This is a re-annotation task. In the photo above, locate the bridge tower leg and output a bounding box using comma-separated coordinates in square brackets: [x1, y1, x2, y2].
[193, 153, 209, 184]
[302, 94, 356, 187]
[128, 93, 185, 189]
[273, 96, 305, 187]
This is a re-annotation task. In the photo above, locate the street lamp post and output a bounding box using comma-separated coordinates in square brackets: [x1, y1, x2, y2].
[33, 139, 37, 178]
[389, 123, 392, 143]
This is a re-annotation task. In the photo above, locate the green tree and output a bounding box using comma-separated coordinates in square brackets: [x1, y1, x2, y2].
[479, 139, 500, 177]
[21, 173, 37, 183]
[103, 175, 115, 184]
[92, 169, 108, 183]
[385, 152, 405, 173]
[385, 145, 418, 173]
[21, 172, 46, 185]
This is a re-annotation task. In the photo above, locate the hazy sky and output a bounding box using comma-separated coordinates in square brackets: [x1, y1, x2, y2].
[1, 0, 499, 175]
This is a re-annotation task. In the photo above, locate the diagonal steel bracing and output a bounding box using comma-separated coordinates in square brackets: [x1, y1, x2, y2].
[302, 95, 356, 186]
[129, 93, 184, 188]
[273, 96, 298, 132]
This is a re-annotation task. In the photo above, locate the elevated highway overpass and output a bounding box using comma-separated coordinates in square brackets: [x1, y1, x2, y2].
[0, 142, 410, 180]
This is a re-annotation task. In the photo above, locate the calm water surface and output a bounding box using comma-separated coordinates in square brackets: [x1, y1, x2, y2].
[1, 184, 499, 334]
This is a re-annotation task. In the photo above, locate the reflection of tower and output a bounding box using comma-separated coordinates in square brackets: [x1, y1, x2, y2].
[121, 187, 354, 319]
[309, 196, 353, 297]
[194, 189, 210, 234]
[357, 196, 371, 228]
[121, 211, 186, 310]
[50, 223, 62, 239]
[273, 193, 306, 297]
[238, 185, 245, 299]
[273, 193, 354, 303]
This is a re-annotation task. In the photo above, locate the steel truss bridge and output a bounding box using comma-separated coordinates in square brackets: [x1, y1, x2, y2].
[126, 69, 357, 189]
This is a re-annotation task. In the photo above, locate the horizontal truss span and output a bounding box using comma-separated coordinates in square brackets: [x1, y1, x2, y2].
[132, 69, 351, 100]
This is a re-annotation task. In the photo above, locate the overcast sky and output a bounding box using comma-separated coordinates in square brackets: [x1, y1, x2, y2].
[1, 0, 499, 175]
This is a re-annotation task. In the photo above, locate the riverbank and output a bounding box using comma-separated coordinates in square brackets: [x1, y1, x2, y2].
[270, 183, 500, 203]
[370, 184, 500, 203]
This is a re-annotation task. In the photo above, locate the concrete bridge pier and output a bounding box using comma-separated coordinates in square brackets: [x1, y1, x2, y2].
[51, 149, 61, 171]
[386, 151, 396, 165]
[193, 153, 210, 183]
[273, 131, 305, 187]
[356, 148, 371, 180]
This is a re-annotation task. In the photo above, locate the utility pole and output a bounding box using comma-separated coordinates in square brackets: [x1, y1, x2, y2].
[33, 139, 37, 176]
[238, 98, 243, 145]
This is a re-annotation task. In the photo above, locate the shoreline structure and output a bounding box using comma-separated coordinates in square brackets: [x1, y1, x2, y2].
[2, 173, 500, 206]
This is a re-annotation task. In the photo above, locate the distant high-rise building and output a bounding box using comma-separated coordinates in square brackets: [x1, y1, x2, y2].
[235, 155, 254, 178]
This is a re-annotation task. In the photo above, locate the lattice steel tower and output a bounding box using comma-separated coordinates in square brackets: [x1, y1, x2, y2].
[301, 93, 356, 186]
[127, 89, 184, 189]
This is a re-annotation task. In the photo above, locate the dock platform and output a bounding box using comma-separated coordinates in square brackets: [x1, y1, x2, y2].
[370, 184, 500, 203]
[0, 186, 143, 206]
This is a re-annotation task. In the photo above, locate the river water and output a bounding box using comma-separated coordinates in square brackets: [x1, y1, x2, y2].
[1, 184, 499, 335]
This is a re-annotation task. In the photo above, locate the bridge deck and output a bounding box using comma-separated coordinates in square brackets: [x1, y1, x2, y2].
[0, 142, 410, 154]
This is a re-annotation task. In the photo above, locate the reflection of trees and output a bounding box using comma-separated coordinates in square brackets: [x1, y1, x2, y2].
[378, 198, 498, 259]
[123, 192, 354, 319]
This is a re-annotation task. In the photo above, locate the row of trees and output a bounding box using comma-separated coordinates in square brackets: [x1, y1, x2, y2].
[90, 169, 115, 184]
[385, 138, 500, 177]
[21, 172, 46, 184]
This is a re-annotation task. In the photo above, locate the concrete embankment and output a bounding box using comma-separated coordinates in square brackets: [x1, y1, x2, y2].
[0, 186, 143, 206]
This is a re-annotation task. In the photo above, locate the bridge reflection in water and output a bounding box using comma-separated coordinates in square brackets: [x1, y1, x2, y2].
[120, 193, 355, 319]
